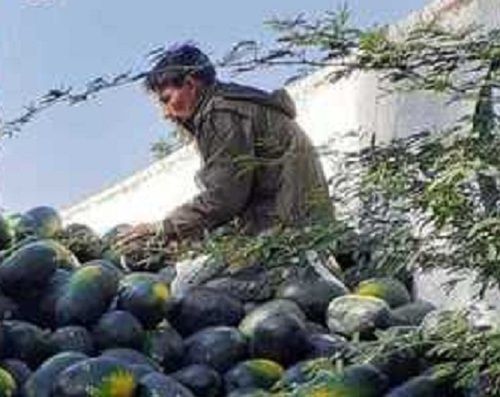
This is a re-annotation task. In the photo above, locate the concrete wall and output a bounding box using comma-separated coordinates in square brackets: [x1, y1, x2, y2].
[61, 0, 500, 310]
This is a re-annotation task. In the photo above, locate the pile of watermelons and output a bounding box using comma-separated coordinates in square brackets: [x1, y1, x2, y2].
[0, 206, 483, 396]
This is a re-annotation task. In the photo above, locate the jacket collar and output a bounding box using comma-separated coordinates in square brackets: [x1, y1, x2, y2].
[179, 82, 217, 134]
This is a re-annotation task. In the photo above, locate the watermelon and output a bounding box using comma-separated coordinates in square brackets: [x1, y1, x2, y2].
[116, 273, 170, 329]
[34, 269, 71, 327]
[224, 359, 283, 392]
[0, 294, 19, 321]
[3, 321, 52, 369]
[93, 310, 144, 350]
[183, 326, 247, 373]
[249, 312, 309, 367]
[239, 299, 306, 338]
[385, 375, 440, 397]
[166, 287, 244, 336]
[83, 259, 123, 281]
[391, 300, 436, 326]
[43, 240, 80, 270]
[23, 352, 88, 397]
[291, 364, 388, 397]
[0, 241, 60, 297]
[24, 206, 62, 239]
[55, 265, 119, 326]
[100, 349, 162, 372]
[276, 276, 348, 323]
[327, 295, 394, 338]
[53, 357, 136, 397]
[141, 321, 183, 373]
[49, 326, 95, 356]
[127, 364, 155, 379]
[138, 372, 194, 397]
[367, 336, 422, 388]
[172, 364, 222, 397]
[355, 278, 411, 309]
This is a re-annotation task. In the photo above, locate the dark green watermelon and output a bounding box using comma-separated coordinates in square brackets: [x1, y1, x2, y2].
[0, 241, 60, 297]
[82, 259, 123, 281]
[23, 351, 88, 397]
[116, 273, 170, 329]
[127, 364, 155, 379]
[239, 299, 306, 338]
[53, 357, 136, 397]
[42, 240, 80, 270]
[24, 206, 62, 239]
[249, 312, 309, 367]
[93, 310, 144, 350]
[138, 372, 194, 397]
[49, 326, 95, 356]
[276, 276, 348, 323]
[100, 348, 162, 372]
[367, 332, 422, 388]
[224, 359, 283, 392]
[385, 375, 440, 397]
[34, 269, 71, 327]
[392, 300, 436, 326]
[184, 326, 247, 373]
[141, 321, 183, 373]
[3, 321, 52, 369]
[55, 265, 119, 326]
[172, 364, 222, 397]
[166, 287, 244, 336]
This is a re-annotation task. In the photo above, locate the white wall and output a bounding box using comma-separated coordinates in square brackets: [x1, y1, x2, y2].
[61, 0, 500, 310]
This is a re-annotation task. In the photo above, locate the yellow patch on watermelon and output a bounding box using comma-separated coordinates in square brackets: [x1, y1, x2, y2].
[91, 370, 136, 397]
[248, 359, 284, 379]
[152, 283, 169, 301]
[0, 368, 16, 397]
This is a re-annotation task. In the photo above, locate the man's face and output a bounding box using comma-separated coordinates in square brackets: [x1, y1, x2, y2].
[156, 76, 200, 123]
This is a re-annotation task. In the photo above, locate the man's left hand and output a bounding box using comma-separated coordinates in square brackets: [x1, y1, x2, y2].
[113, 222, 161, 252]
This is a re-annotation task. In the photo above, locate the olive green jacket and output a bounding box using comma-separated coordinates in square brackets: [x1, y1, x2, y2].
[163, 82, 333, 240]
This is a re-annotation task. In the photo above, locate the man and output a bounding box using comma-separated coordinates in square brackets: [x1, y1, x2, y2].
[117, 44, 332, 248]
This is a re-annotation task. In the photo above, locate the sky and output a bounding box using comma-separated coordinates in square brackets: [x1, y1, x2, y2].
[0, 0, 430, 213]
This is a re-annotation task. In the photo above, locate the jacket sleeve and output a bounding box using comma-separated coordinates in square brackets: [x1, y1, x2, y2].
[162, 109, 254, 239]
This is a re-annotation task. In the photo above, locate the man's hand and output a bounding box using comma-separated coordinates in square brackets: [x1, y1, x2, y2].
[113, 222, 162, 253]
